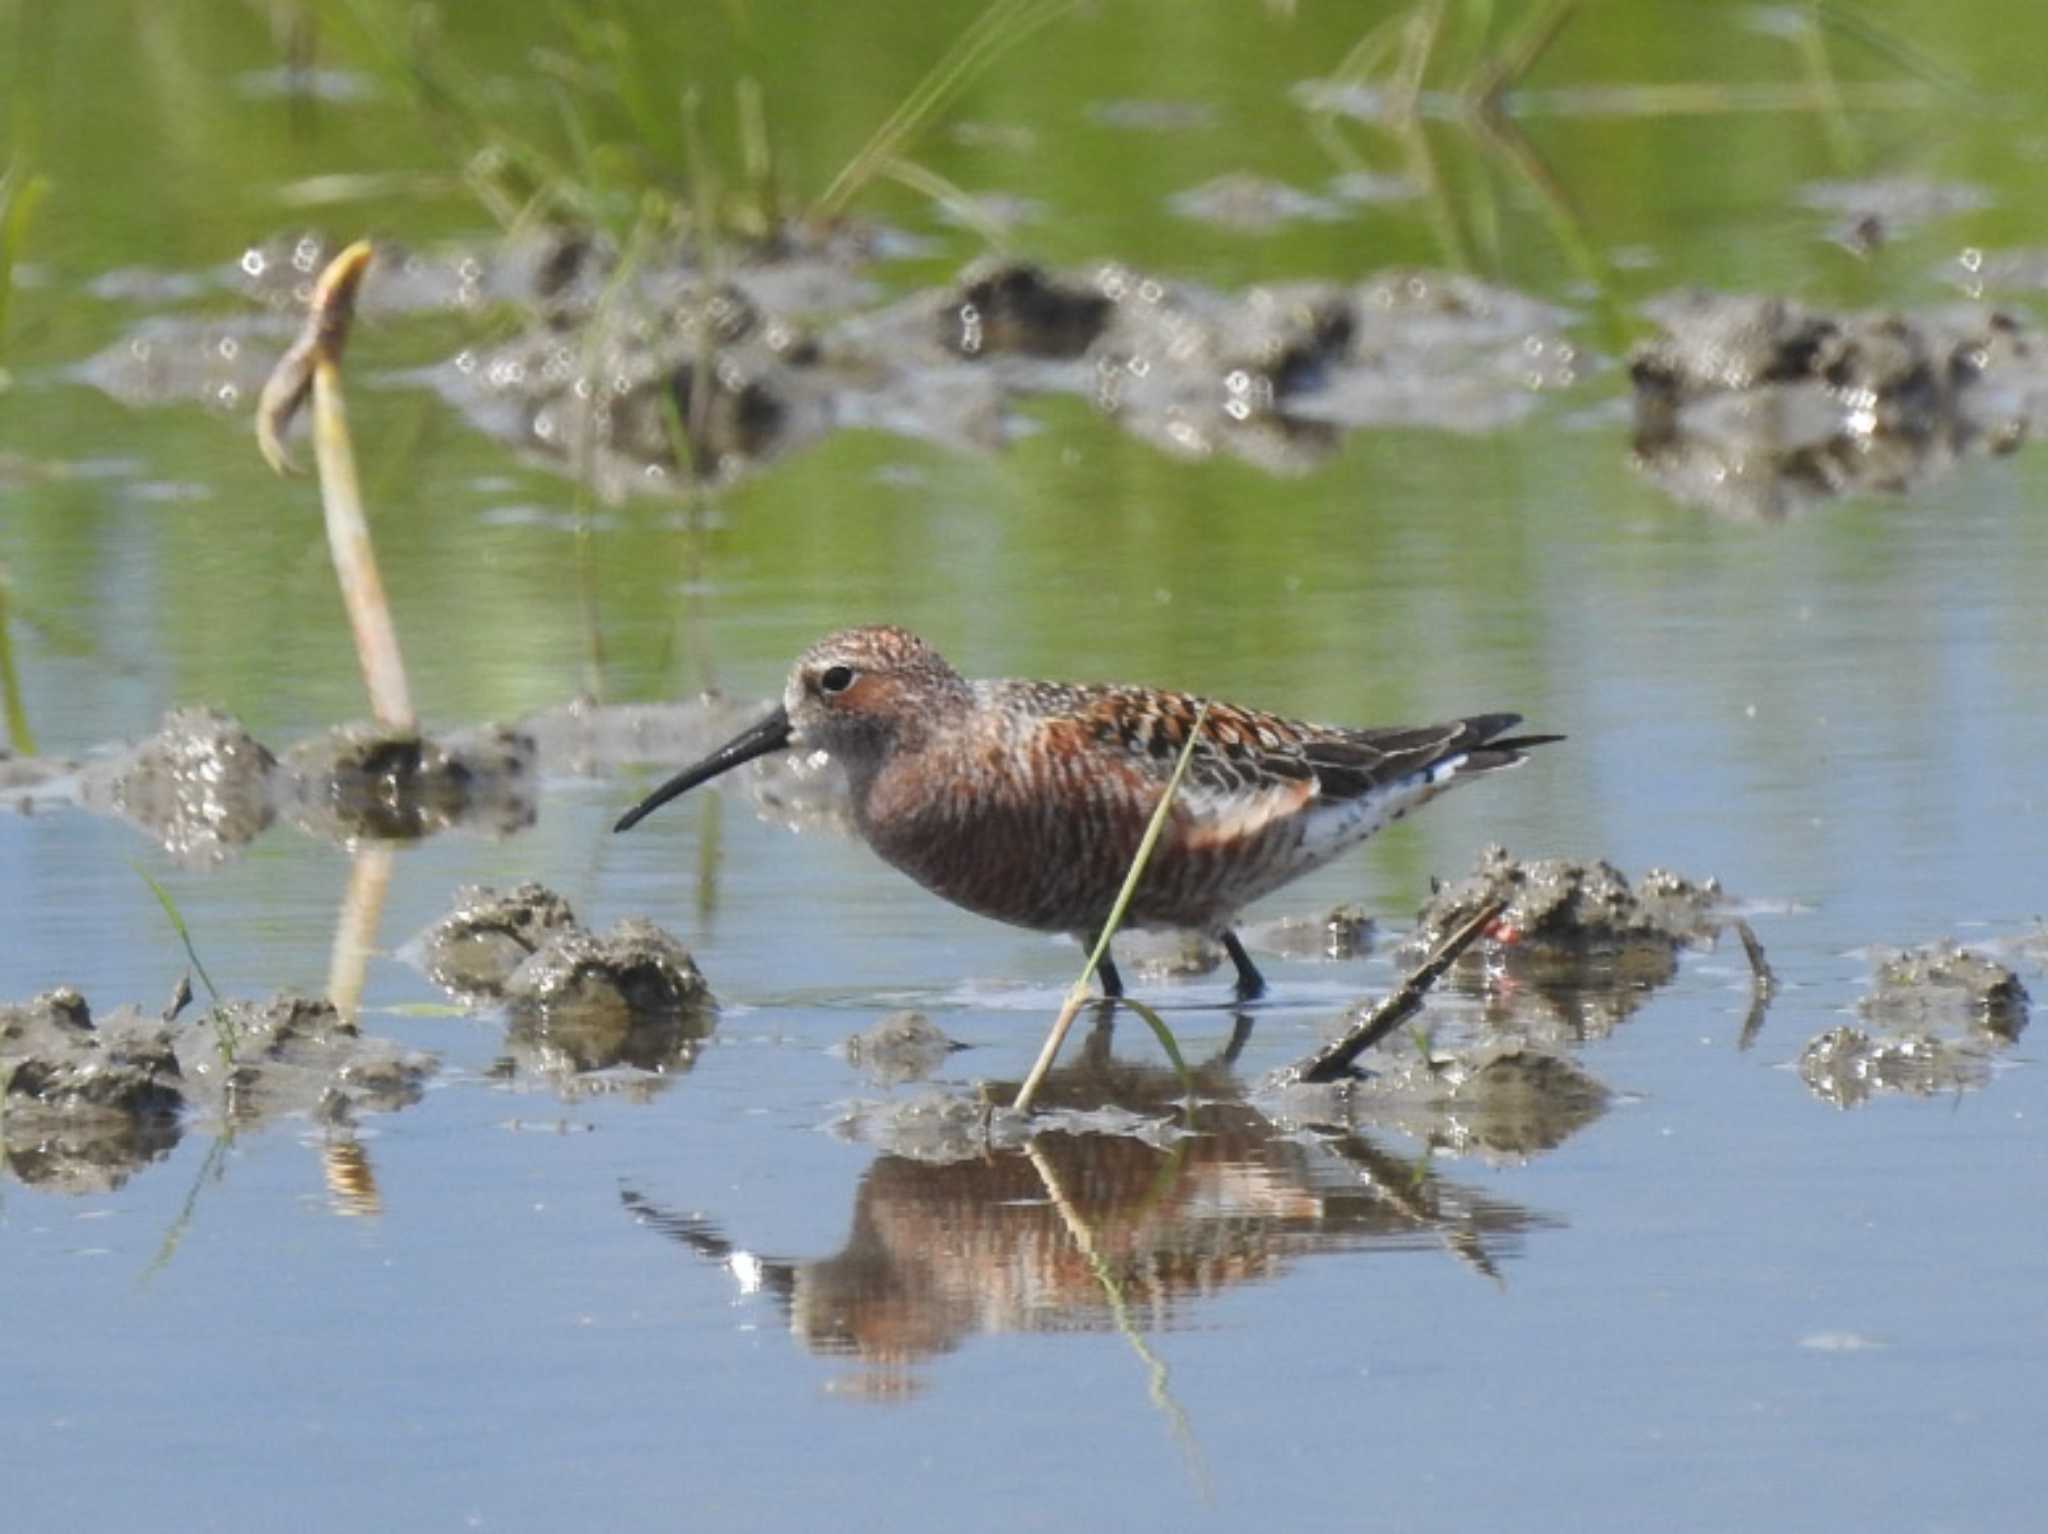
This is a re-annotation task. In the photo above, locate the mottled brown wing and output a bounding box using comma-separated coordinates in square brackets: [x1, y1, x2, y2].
[1297, 713, 1536, 803]
[1008, 681, 1552, 805]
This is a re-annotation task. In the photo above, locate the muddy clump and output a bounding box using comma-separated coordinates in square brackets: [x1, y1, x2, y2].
[842, 1012, 963, 1087]
[184, 993, 436, 1128]
[1800, 942, 2028, 1109]
[76, 706, 279, 865]
[427, 225, 866, 494]
[506, 917, 711, 1016]
[1409, 844, 1722, 958]
[1082, 263, 1575, 474]
[1405, 845, 1728, 1042]
[42, 692, 865, 858]
[413, 881, 582, 1001]
[499, 918, 716, 1088]
[61, 709, 540, 856]
[1629, 291, 2042, 518]
[435, 240, 1573, 487]
[1119, 929, 1224, 982]
[1798, 1027, 1994, 1109]
[1, 988, 185, 1192]
[1264, 1040, 1610, 1162]
[93, 224, 1585, 491]
[1859, 942, 2029, 1036]
[283, 721, 537, 843]
[410, 884, 718, 1095]
[943, 263, 1111, 359]
[1244, 903, 1375, 961]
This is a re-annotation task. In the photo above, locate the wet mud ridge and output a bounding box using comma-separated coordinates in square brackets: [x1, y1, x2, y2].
[0, 987, 433, 1193]
[7, 693, 822, 861]
[78, 230, 1582, 489]
[69, 225, 2048, 514]
[426, 252, 1580, 486]
[0, 880, 716, 1194]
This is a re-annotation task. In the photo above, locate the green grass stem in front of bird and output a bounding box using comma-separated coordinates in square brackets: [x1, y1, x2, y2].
[1012, 702, 1208, 1113]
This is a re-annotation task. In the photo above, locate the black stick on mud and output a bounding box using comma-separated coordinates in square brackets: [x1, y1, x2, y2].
[1288, 898, 1507, 1084]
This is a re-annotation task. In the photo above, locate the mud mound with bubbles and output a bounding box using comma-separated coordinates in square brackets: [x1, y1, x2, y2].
[0, 988, 185, 1194]
[1403, 845, 1733, 1043]
[1629, 290, 2048, 519]
[411, 883, 716, 1095]
[1799, 941, 2029, 1109]
[0, 986, 436, 1193]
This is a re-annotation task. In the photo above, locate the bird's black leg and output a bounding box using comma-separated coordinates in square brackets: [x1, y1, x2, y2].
[1096, 948, 1125, 998]
[1222, 930, 1266, 1001]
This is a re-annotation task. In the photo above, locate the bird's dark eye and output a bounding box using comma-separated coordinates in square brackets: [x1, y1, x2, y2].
[819, 665, 856, 695]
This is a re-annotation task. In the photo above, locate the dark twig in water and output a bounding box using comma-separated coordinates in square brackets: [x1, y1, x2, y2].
[1732, 917, 1777, 1052]
[1289, 898, 1506, 1084]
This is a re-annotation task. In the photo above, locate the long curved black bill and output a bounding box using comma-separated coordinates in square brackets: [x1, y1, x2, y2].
[613, 704, 793, 833]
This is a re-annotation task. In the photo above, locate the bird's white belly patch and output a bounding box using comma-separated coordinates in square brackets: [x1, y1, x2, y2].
[1295, 756, 1469, 863]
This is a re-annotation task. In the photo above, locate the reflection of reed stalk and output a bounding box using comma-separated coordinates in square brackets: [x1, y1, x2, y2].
[323, 1138, 383, 1217]
[1024, 1140, 1213, 1504]
[1013, 704, 1208, 1114]
[257, 240, 415, 734]
[327, 845, 395, 1020]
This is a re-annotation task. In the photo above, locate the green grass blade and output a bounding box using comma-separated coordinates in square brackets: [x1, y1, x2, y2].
[0, 159, 50, 367]
[813, 0, 1076, 220]
[0, 570, 33, 755]
[1077, 701, 1211, 989]
[1013, 703, 1209, 1111]
[1117, 998, 1196, 1096]
[133, 864, 223, 1005]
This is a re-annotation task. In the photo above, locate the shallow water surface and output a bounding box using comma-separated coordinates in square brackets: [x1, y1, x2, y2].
[3, 3, 2045, 1530]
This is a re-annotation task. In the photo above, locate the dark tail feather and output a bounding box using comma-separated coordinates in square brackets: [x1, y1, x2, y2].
[1461, 725, 1565, 774]
[1487, 733, 1566, 754]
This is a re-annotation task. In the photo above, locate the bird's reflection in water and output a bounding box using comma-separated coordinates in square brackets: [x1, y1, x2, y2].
[625, 1006, 1587, 1389]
